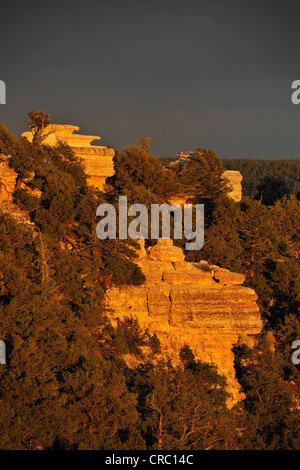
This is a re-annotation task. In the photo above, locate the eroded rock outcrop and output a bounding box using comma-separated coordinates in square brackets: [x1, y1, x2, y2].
[223, 170, 243, 202]
[0, 154, 18, 201]
[22, 124, 115, 190]
[106, 238, 263, 407]
[0, 155, 36, 227]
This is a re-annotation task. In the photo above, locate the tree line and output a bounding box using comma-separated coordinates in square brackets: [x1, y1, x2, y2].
[222, 158, 300, 201]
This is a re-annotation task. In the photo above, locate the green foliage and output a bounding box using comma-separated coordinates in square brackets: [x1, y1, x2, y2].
[275, 315, 300, 383]
[47, 141, 88, 191]
[186, 195, 244, 271]
[100, 316, 149, 363]
[107, 139, 181, 204]
[98, 244, 145, 286]
[0, 124, 47, 191]
[27, 110, 52, 145]
[148, 333, 161, 356]
[129, 358, 233, 450]
[234, 337, 300, 449]
[0, 211, 144, 450]
[30, 165, 78, 241]
[179, 344, 196, 366]
[10, 137, 46, 180]
[255, 176, 291, 206]
[13, 188, 40, 212]
[183, 148, 229, 200]
[270, 195, 300, 260]
[0, 124, 19, 155]
[181, 148, 231, 225]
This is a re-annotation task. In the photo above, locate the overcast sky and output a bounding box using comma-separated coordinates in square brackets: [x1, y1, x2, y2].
[1, 0, 300, 158]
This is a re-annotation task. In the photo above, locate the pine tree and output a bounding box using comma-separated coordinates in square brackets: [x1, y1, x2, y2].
[130, 358, 230, 450]
[234, 336, 300, 449]
[181, 148, 231, 226]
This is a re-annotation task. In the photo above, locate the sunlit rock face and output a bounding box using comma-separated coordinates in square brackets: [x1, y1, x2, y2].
[222, 170, 243, 202]
[0, 154, 17, 201]
[22, 124, 115, 190]
[106, 238, 263, 408]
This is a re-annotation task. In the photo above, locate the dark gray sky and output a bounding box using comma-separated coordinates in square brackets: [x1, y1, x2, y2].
[1, 0, 300, 158]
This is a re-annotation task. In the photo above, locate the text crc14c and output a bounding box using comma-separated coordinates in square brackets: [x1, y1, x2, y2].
[105, 454, 194, 467]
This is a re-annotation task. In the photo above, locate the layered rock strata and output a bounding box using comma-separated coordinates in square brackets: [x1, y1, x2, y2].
[22, 124, 115, 190]
[106, 239, 263, 407]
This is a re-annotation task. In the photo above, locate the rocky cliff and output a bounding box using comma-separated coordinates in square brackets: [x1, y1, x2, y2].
[106, 238, 263, 408]
[21, 124, 115, 190]
[1, 127, 260, 407]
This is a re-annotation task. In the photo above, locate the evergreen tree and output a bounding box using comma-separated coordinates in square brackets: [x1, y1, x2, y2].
[255, 176, 291, 206]
[130, 358, 232, 450]
[182, 148, 231, 225]
[0, 211, 144, 450]
[107, 139, 180, 204]
[27, 110, 52, 145]
[0, 124, 19, 155]
[235, 337, 300, 450]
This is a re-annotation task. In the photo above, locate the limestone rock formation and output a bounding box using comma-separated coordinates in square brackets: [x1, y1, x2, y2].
[222, 170, 243, 202]
[0, 154, 18, 201]
[22, 124, 115, 190]
[106, 238, 263, 407]
[0, 154, 40, 228]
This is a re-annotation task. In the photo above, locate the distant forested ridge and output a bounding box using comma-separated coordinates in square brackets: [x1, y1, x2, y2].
[222, 159, 300, 198]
